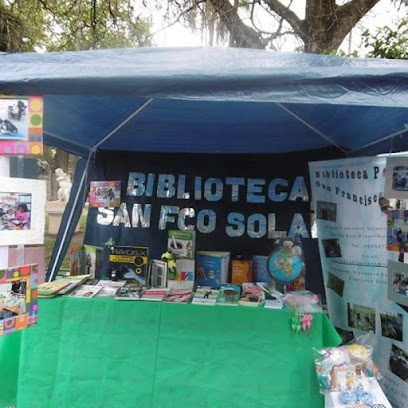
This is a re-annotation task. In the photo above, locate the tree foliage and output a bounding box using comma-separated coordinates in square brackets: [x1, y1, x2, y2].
[362, 19, 408, 59]
[0, 0, 152, 52]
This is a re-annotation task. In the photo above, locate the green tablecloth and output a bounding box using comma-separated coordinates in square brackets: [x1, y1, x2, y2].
[1, 298, 341, 408]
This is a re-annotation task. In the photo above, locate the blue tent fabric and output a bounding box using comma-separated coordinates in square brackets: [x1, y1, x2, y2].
[1, 47, 407, 157]
[2, 47, 407, 279]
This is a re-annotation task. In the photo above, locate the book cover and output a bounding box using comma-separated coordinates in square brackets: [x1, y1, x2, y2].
[38, 280, 71, 298]
[109, 246, 149, 284]
[192, 287, 219, 306]
[115, 284, 144, 300]
[68, 284, 102, 298]
[89, 180, 121, 208]
[196, 252, 230, 287]
[58, 274, 91, 295]
[231, 260, 253, 284]
[239, 285, 263, 307]
[70, 245, 103, 279]
[253, 255, 274, 284]
[149, 260, 168, 288]
[264, 299, 283, 309]
[167, 259, 195, 290]
[96, 280, 125, 297]
[167, 230, 195, 258]
[163, 289, 193, 303]
[256, 282, 283, 300]
[140, 288, 169, 302]
[216, 284, 241, 306]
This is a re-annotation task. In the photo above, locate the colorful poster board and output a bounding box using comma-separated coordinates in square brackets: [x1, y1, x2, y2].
[310, 157, 408, 408]
[89, 181, 121, 208]
[0, 264, 39, 337]
[0, 95, 43, 156]
[0, 177, 46, 245]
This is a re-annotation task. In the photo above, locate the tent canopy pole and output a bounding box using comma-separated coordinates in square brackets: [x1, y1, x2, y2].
[276, 103, 348, 155]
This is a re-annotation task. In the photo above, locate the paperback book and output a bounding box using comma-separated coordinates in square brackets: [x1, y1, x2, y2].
[163, 289, 193, 303]
[115, 284, 144, 300]
[256, 282, 284, 300]
[168, 259, 195, 290]
[70, 245, 103, 279]
[196, 251, 230, 287]
[140, 288, 169, 302]
[109, 246, 149, 284]
[149, 260, 168, 288]
[38, 280, 71, 298]
[96, 280, 126, 297]
[192, 287, 219, 306]
[216, 284, 241, 306]
[58, 274, 91, 295]
[239, 284, 263, 307]
[231, 260, 253, 285]
[167, 230, 196, 258]
[68, 284, 102, 298]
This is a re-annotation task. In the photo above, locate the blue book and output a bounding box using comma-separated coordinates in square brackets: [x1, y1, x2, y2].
[195, 251, 230, 287]
[253, 255, 273, 284]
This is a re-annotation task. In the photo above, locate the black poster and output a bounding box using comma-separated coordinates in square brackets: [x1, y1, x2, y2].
[84, 149, 340, 275]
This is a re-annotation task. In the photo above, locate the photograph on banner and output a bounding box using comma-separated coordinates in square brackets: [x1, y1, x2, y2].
[387, 210, 408, 252]
[316, 200, 337, 222]
[388, 260, 408, 307]
[335, 327, 355, 343]
[389, 344, 408, 382]
[0, 97, 28, 140]
[380, 312, 403, 342]
[0, 192, 31, 230]
[89, 181, 121, 208]
[347, 303, 376, 332]
[327, 272, 344, 297]
[321, 238, 343, 258]
[0, 95, 43, 156]
[385, 157, 408, 199]
[0, 177, 46, 245]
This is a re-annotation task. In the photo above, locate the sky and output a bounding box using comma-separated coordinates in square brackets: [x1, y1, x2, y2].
[149, 0, 407, 55]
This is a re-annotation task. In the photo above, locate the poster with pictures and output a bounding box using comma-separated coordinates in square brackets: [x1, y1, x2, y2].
[89, 181, 121, 208]
[0, 264, 39, 337]
[0, 95, 43, 156]
[387, 210, 408, 252]
[385, 157, 408, 199]
[310, 157, 408, 408]
[0, 177, 46, 245]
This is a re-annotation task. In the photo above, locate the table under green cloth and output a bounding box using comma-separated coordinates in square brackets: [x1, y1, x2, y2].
[1, 298, 341, 408]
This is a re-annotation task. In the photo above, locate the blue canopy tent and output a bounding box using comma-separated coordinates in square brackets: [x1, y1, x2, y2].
[1, 47, 407, 280]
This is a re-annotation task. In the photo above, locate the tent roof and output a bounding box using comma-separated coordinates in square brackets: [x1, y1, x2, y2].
[1, 47, 408, 157]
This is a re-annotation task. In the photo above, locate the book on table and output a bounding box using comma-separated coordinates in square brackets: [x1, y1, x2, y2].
[57, 274, 91, 295]
[68, 284, 103, 298]
[95, 280, 126, 297]
[163, 289, 193, 303]
[216, 284, 241, 306]
[239, 284, 263, 307]
[38, 280, 71, 298]
[115, 284, 144, 300]
[195, 251, 230, 287]
[140, 288, 169, 302]
[191, 287, 219, 306]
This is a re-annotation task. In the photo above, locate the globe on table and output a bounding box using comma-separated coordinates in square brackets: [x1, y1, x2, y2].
[267, 246, 303, 283]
